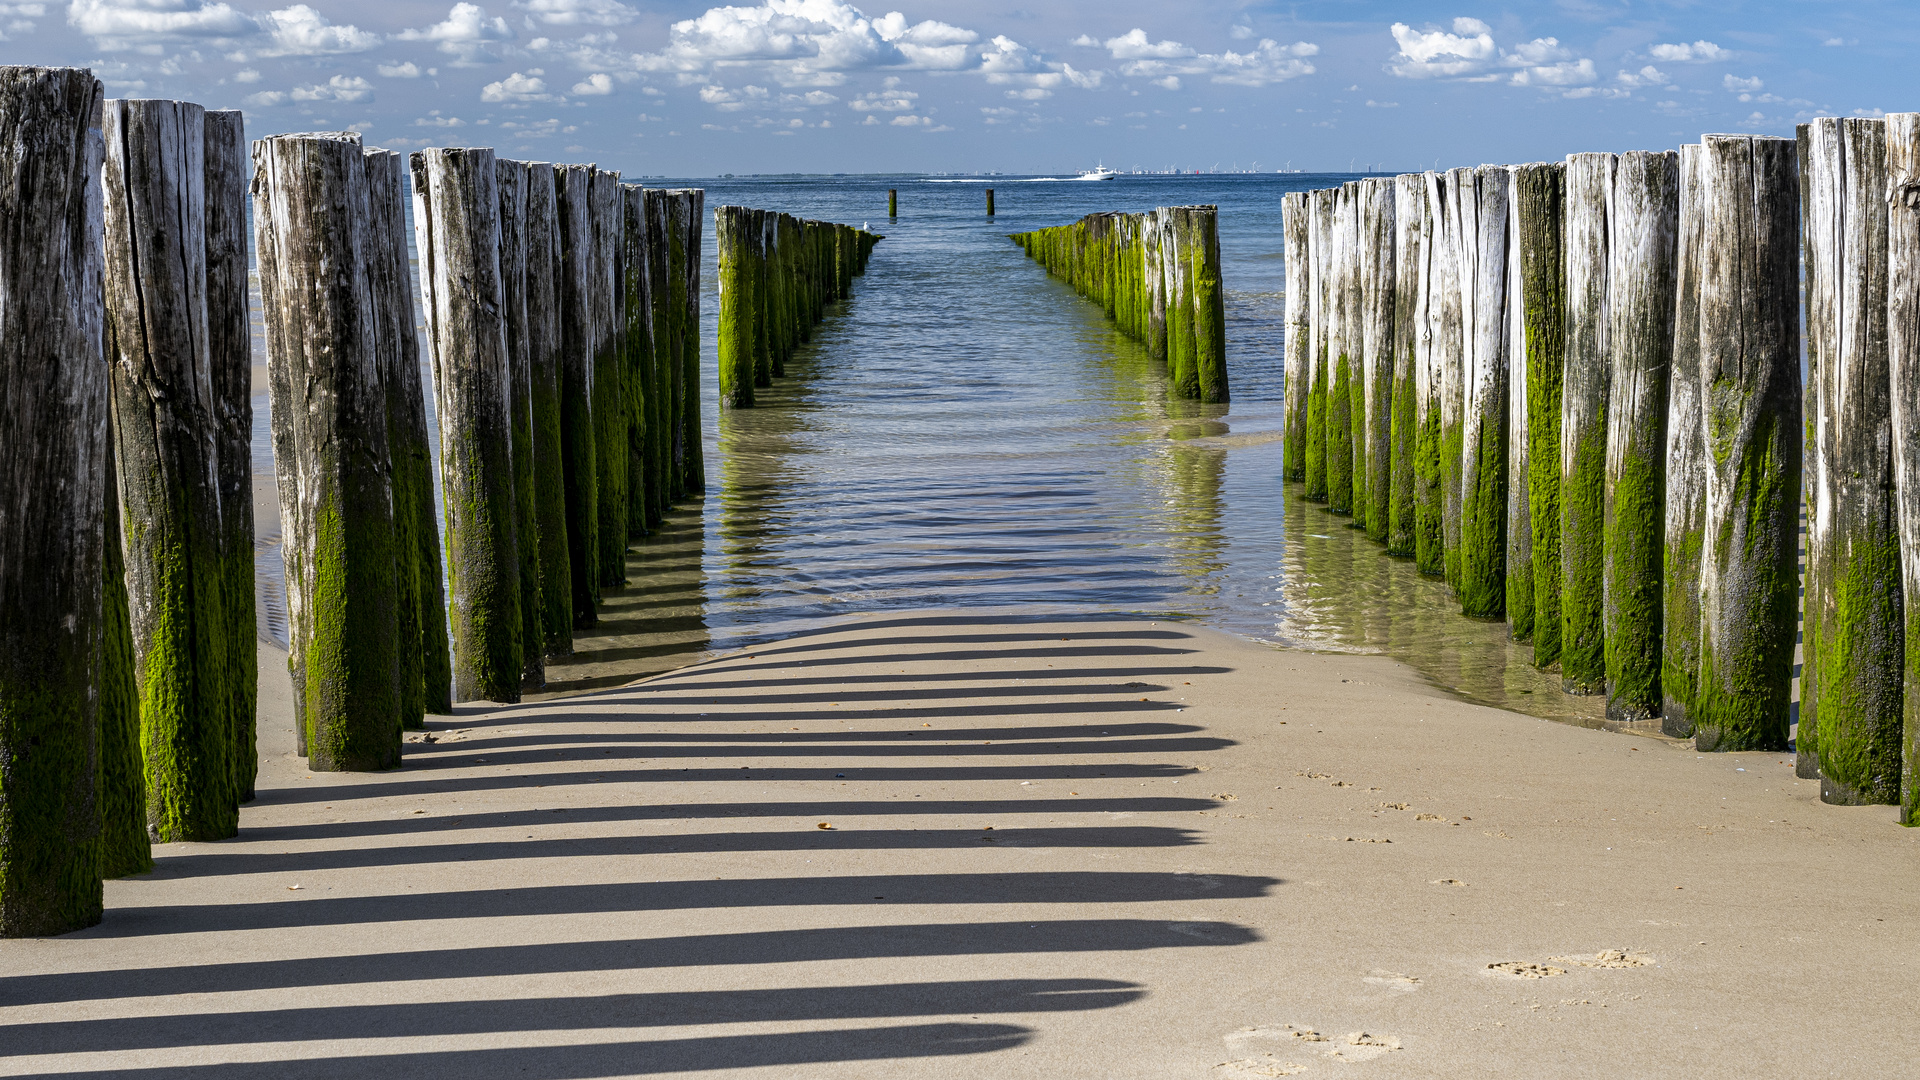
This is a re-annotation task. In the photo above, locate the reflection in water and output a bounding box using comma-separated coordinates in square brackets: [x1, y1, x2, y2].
[537, 504, 711, 696]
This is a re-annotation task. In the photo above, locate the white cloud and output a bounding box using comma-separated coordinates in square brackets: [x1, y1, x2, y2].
[1649, 40, 1729, 63]
[570, 71, 613, 94]
[698, 82, 769, 110]
[0, 1, 43, 39]
[514, 0, 635, 26]
[257, 4, 376, 55]
[242, 89, 286, 105]
[1724, 73, 1763, 93]
[890, 112, 928, 126]
[291, 74, 373, 102]
[482, 70, 557, 101]
[232, 65, 260, 81]
[1510, 57, 1594, 87]
[1388, 17, 1495, 78]
[379, 60, 423, 78]
[1150, 75, 1179, 90]
[1099, 27, 1315, 86]
[400, 3, 514, 64]
[415, 112, 467, 126]
[1614, 64, 1668, 89]
[848, 81, 915, 110]
[1229, 23, 1253, 41]
[68, 0, 255, 42]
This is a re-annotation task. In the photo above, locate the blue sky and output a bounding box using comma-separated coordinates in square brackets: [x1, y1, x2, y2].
[3, 1, 1913, 175]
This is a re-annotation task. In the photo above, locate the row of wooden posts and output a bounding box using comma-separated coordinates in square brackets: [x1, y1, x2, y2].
[1283, 118, 1920, 822]
[714, 207, 881, 408]
[0, 66, 708, 937]
[1010, 206, 1230, 403]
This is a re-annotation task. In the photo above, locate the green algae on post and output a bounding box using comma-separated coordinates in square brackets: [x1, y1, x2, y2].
[1436, 169, 1469, 583]
[494, 158, 548, 689]
[1358, 179, 1397, 544]
[1456, 165, 1511, 621]
[1413, 172, 1448, 576]
[1325, 186, 1355, 515]
[555, 164, 600, 628]
[1387, 174, 1424, 556]
[101, 97, 237, 841]
[1304, 189, 1334, 502]
[1662, 145, 1707, 735]
[98, 425, 151, 879]
[1560, 151, 1615, 697]
[1603, 150, 1677, 723]
[524, 164, 574, 659]
[1888, 112, 1920, 823]
[1800, 117, 1903, 805]
[1503, 168, 1531, 641]
[0, 65, 109, 936]
[1690, 134, 1801, 753]
[1512, 163, 1566, 666]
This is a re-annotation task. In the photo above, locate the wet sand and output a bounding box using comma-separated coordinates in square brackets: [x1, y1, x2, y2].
[2, 613, 1913, 1078]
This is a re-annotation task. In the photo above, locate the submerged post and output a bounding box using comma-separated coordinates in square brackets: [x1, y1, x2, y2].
[1603, 150, 1678, 723]
[1560, 151, 1614, 696]
[1305, 188, 1333, 503]
[0, 65, 109, 937]
[717, 205, 755, 407]
[888, 188, 897, 217]
[252, 131, 401, 771]
[986, 188, 995, 216]
[1326, 185, 1355, 515]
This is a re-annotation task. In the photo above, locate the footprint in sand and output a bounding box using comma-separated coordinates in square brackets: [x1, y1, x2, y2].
[1484, 962, 1567, 979]
[1549, 949, 1653, 969]
[1219, 1025, 1403, 1071]
[1362, 970, 1421, 992]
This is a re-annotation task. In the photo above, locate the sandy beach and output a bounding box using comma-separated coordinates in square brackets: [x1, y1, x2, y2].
[2, 613, 1914, 1077]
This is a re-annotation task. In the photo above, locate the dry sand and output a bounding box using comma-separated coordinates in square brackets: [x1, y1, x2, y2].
[2, 613, 1915, 1078]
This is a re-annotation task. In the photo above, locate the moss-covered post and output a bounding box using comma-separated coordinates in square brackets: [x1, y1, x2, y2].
[411, 147, 523, 705]
[645, 188, 675, 515]
[1663, 144, 1707, 733]
[100, 97, 237, 841]
[494, 158, 546, 688]
[1457, 164, 1511, 620]
[717, 205, 754, 407]
[1436, 169, 1470, 582]
[554, 164, 599, 627]
[1504, 168, 1531, 640]
[1283, 192, 1310, 481]
[1359, 179, 1396, 543]
[1186, 205, 1229, 404]
[1888, 113, 1920, 822]
[1513, 163, 1566, 666]
[1603, 150, 1678, 723]
[0, 66, 108, 936]
[364, 148, 447, 722]
[621, 183, 654, 539]
[252, 131, 402, 771]
[1388, 174, 1424, 556]
[591, 169, 628, 591]
[986, 188, 994, 216]
[1687, 134, 1802, 752]
[1561, 151, 1615, 696]
[522, 163, 572, 658]
[1413, 172, 1447, 576]
[99, 420, 149, 878]
[204, 110, 257, 799]
[1325, 185, 1355, 515]
[888, 188, 897, 218]
[676, 189, 708, 497]
[1800, 117, 1903, 804]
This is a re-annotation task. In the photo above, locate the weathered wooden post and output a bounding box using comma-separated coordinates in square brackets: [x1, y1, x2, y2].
[622, 183, 654, 540]
[0, 65, 109, 936]
[1185, 206, 1228, 404]
[101, 97, 237, 841]
[1387, 174, 1424, 556]
[1326, 185, 1355, 515]
[1887, 112, 1920, 822]
[986, 188, 995, 216]
[1304, 189, 1331, 501]
[888, 188, 897, 217]
[1457, 164, 1511, 620]
[1561, 151, 1614, 696]
[682, 189, 707, 495]
[1604, 150, 1678, 722]
[1413, 171, 1448, 576]
[1687, 133, 1802, 751]
[1436, 169, 1470, 583]
[1663, 144, 1707, 733]
[1283, 192, 1310, 481]
[523, 163, 572, 656]
[253, 131, 401, 771]
[366, 148, 448, 723]
[717, 205, 754, 406]
[494, 157, 546, 687]
[1799, 117, 1903, 803]
[645, 188, 675, 514]
[1359, 179, 1396, 543]
[555, 164, 599, 626]
[592, 169, 628, 590]
[1504, 168, 1531, 639]
[412, 147, 524, 704]
[99, 422, 149, 878]
[1512, 162, 1565, 664]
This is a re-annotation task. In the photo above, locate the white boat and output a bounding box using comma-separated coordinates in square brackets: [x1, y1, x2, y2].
[1075, 165, 1119, 181]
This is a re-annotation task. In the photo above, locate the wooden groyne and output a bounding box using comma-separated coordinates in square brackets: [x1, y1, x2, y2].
[1010, 206, 1229, 403]
[716, 208, 880, 408]
[1285, 117, 1920, 821]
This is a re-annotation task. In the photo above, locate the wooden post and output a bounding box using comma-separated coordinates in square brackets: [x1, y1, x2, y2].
[1186, 206, 1228, 404]
[1305, 189, 1330, 501]
[1663, 144, 1707, 734]
[1282, 192, 1310, 481]
[0, 65, 108, 937]
[1326, 185, 1355, 515]
[411, 147, 523, 704]
[1604, 150, 1678, 723]
[365, 148, 448, 723]
[1687, 133, 1802, 752]
[522, 162, 572, 657]
[1505, 167, 1531, 640]
[888, 188, 897, 217]
[683, 188, 707, 495]
[1436, 169, 1470, 583]
[622, 183, 654, 539]
[1359, 179, 1396, 542]
[986, 188, 995, 216]
[1887, 112, 1920, 822]
[644, 188, 675, 516]
[1800, 117, 1902, 804]
[1387, 174, 1424, 556]
[592, 168, 628, 590]
[252, 131, 401, 771]
[1413, 172, 1446, 575]
[1513, 162, 1566, 665]
[1457, 164, 1510, 620]
[494, 157, 546, 687]
[1560, 151, 1615, 696]
[101, 97, 237, 841]
[717, 205, 753, 407]
[99, 419, 149, 878]
[204, 110, 258, 799]
[554, 164, 599, 627]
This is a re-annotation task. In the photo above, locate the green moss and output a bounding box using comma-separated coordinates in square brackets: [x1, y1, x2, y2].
[1809, 531, 1904, 804]
[0, 679, 103, 936]
[1458, 411, 1507, 620]
[1439, 415, 1464, 585]
[1386, 343, 1416, 555]
[301, 482, 401, 772]
[97, 489, 151, 878]
[1604, 427, 1665, 721]
[1326, 352, 1354, 514]
[1560, 419, 1607, 693]
[1347, 349, 1367, 531]
[1414, 398, 1444, 576]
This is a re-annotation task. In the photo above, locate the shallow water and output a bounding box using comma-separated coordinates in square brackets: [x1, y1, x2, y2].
[252, 172, 1610, 728]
